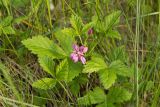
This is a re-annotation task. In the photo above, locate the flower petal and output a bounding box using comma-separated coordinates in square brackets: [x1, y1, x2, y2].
[80, 56, 86, 64]
[73, 44, 79, 51]
[70, 53, 79, 63]
[79, 46, 84, 52]
[80, 46, 88, 53]
[70, 53, 75, 58]
[83, 47, 88, 53]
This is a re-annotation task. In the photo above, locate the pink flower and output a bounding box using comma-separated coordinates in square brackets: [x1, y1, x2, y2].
[70, 44, 88, 64]
[88, 28, 93, 35]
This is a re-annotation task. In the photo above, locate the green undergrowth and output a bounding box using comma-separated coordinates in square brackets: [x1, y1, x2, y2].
[0, 0, 160, 107]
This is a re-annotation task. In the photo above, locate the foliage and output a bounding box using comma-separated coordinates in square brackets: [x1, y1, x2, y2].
[0, 16, 15, 35]
[78, 87, 132, 106]
[32, 78, 57, 90]
[78, 87, 106, 105]
[22, 35, 66, 59]
[21, 10, 132, 106]
[1, 0, 157, 106]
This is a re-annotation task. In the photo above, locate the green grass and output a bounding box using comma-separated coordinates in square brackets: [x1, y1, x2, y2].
[0, 0, 160, 106]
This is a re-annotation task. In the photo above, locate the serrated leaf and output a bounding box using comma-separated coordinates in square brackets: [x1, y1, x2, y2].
[22, 35, 66, 59]
[93, 18, 105, 32]
[32, 78, 57, 90]
[38, 56, 55, 76]
[67, 59, 82, 81]
[127, 0, 136, 7]
[2, 26, 15, 34]
[99, 69, 117, 89]
[93, 11, 121, 33]
[83, 57, 107, 73]
[56, 59, 68, 81]
[107, 87, 132, 103]
[109, 46, 127, 62]
[70, 80, 80, 96]
[106, 30, 121, 40]
[109, 60, 132, 77]
[75, 74, 88, 85]
[0, 16, 13, 27]
[105, 11, 121, 31]
[78, 87, 106, 105]
[70, 15, 83, 34]
[55, 28, 74, 55]
[56, 58, 82, 82]
[70, 74, 88, 96]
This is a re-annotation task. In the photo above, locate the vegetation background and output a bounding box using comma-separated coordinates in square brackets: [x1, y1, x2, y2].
[0, 0, 160, 107]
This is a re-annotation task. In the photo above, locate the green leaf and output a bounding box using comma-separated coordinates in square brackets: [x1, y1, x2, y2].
[145, 81, 154, 91]
[78, 87, 106, 105]
[38, 56, 55, 76]
[98, 69, 117, 89]
[0, 16, 13, 27]
[32, 78, 57, 90]
[70, 74, 88, 96]
[127, 0, 136, 7]
[12, 0, 29, 8]
[82, 22, 94, 33]
[96, 103, 115, 107]
[109, 60, 132, 77]
[70, 15, 83, 34]
[93, 16, 105, 32]
[0, 16, 14, 35]
[61, 28, 75, 37]
[70, 80, 80, 96]
[33, 90, 48, 106]
[109, 46, 127, 62]
[13, 16, 28, 24]
[56, 59, 68, 81]
[55, 28, 74, 55]
[93, 11, 121, 33]
[33, 96, 47, 106]
[75, 74, 88, 85]
[106, 30, 121, 40]
[83, 57, 107, 73]
[141, 4, 152, 14]
[67, 59, 83, 81]
[2, 26, 15, 34]
[105, 10, 121, 31]
[56, 59, 82, 82]
[107, 87, 132, 103]
[22, 35, 66, 59]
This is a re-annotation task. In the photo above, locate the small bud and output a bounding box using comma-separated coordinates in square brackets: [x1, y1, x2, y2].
[88, 28, 93, 35]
